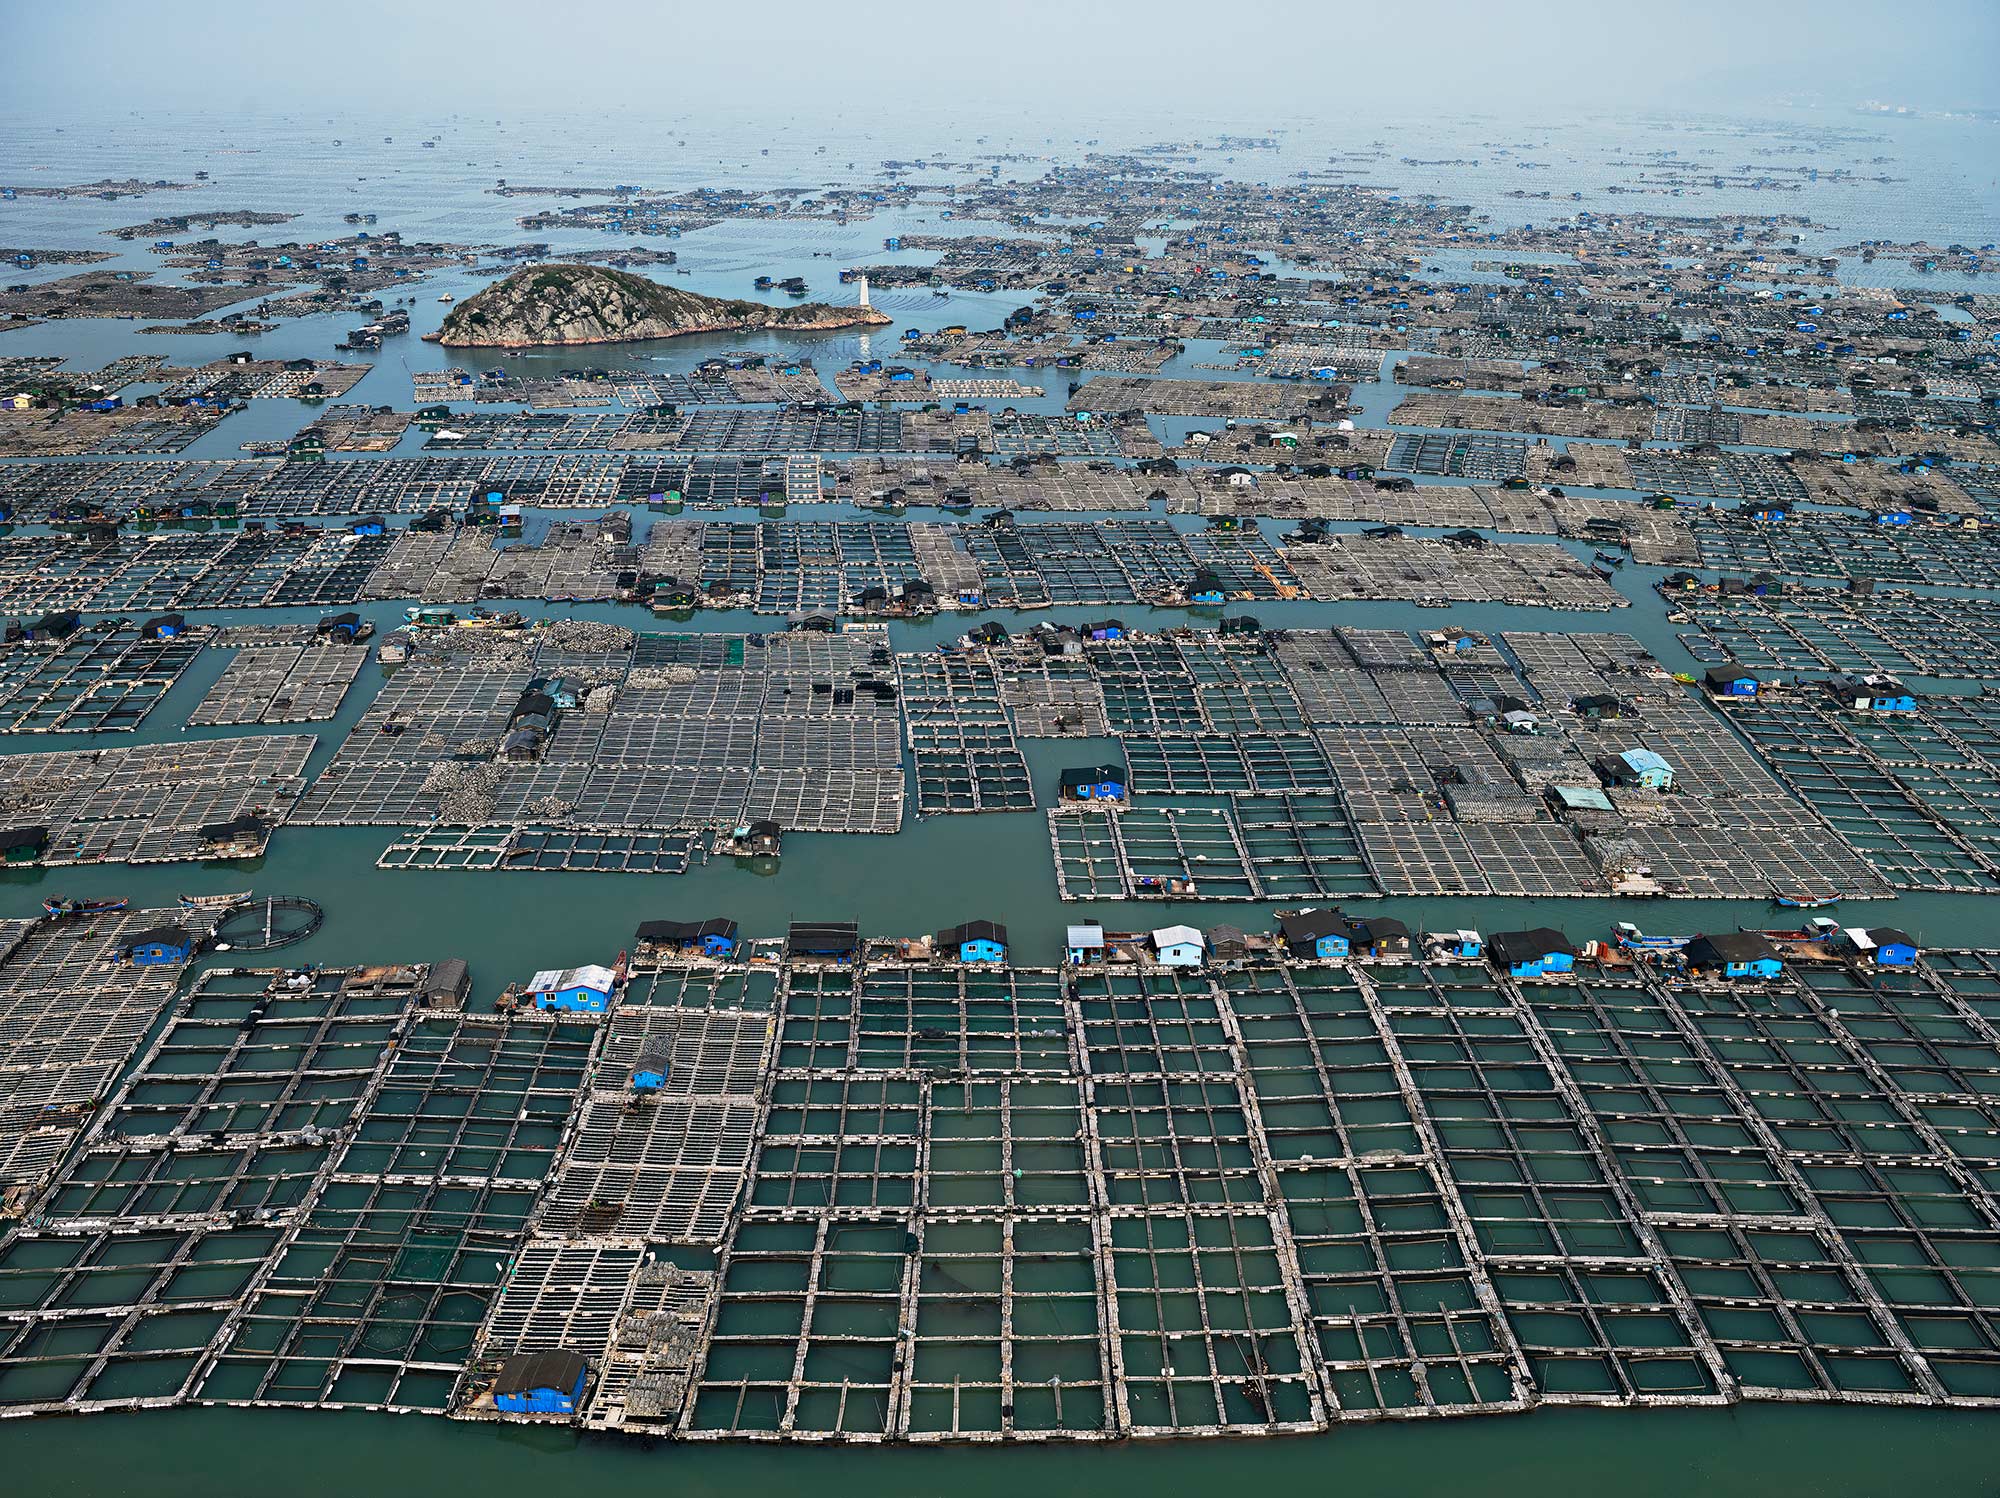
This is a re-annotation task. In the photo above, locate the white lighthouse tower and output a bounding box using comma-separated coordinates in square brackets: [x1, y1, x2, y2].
[857, 274, 870, 308]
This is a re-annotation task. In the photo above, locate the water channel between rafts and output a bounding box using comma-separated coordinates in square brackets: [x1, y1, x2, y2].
[0, 549, 1990, 970]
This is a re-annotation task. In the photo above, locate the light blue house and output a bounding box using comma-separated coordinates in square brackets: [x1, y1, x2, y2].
[1617, 750, 1675, 791]
[1439, 929, 1484, 959]
[1152, 925, 1205, 968]
[527, 964, 616, 1013]
[1861, 927, 1919, 968]
[1066, 923, 1106, 966]
[629, 1041, 671, 1092]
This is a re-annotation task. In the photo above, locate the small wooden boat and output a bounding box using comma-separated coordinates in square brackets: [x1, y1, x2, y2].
[179, 891, 251, 911]
[1773, 891, 1840, 909]
[43, 896, 127, 919]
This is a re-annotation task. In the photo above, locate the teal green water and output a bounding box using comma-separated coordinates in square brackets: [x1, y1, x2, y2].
[0, 1402, 1993, 1497]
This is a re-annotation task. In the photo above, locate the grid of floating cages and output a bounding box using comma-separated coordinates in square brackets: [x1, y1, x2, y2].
[1277, 1161, 1528, 1416]
[997, 658, 1111, 738]
[21, 944, 2000, 1432]
[774, 970, 859, 1070]
[340, 1017, 596, 1184]
[0, 909, 202, 1200]
[1050, 796, 1377, 903]
[0, 965, 483, 1416]
[900, 653, 1032, 814]
[853, 969, 1072, 1074]
[903, 1208, 1111, 1438]
[1688, 513, 2000, 590]
[197, 1177, 532, 1412]
[0, 624, 203, 734]
[1683, 596, 2000, 681]
[623, 964, 781, 1015]
[191, 998, 580, 1413]
[0, 1225, 283, 1412]
[93, 968, 410, 1146]
[185, 643, 365, 727]
[537, 1096, 761, 1242]
[1123, 733, 1336, 796]
[532, 1004, 770, 1243]
[1522, 979, 1808, 1221]
[377, 825, 702, 875]
[686, 1211, 916, 1437]
[1097, 682, 1208, 737]
[1728, 703, 2000, 893]
[1386, 988, 1726, 1403]
[1104, 1205, 1324, 1433]
[1662, 976, 2000, 1398]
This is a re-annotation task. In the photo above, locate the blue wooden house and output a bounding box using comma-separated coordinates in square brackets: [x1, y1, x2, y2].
[1188, 568, 1226, 606]
[1278, 908, 1351, 960]
[1703, 667, 1760, 698]
[629, 1040, 672, 1092]
[938, 919, 1008, 964]
[493, 1351, 588, 1415]
[635, 918, 738, 959]
[1686, 932, 1784, 980]
[1060, 765, 1127, 804]
[1488, 929, 1574, 979]
[1829, 674, 1915, 714]
[527, 964, 616, 1013]
[125, 925, 194, 966]
[1863, 927, 1919, 968]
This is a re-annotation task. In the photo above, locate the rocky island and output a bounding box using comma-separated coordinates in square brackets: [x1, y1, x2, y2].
[426, 263, 891, 347]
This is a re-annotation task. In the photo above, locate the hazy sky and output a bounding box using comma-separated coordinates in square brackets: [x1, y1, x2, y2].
[3, 0, 1995, 120]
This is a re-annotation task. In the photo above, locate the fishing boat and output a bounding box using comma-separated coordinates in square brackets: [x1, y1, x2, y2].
[42, 896, 127, 919]
[438, 293, 454, 303]
[179, 891, 251, 911]
[1768, 888, 1840, 912]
